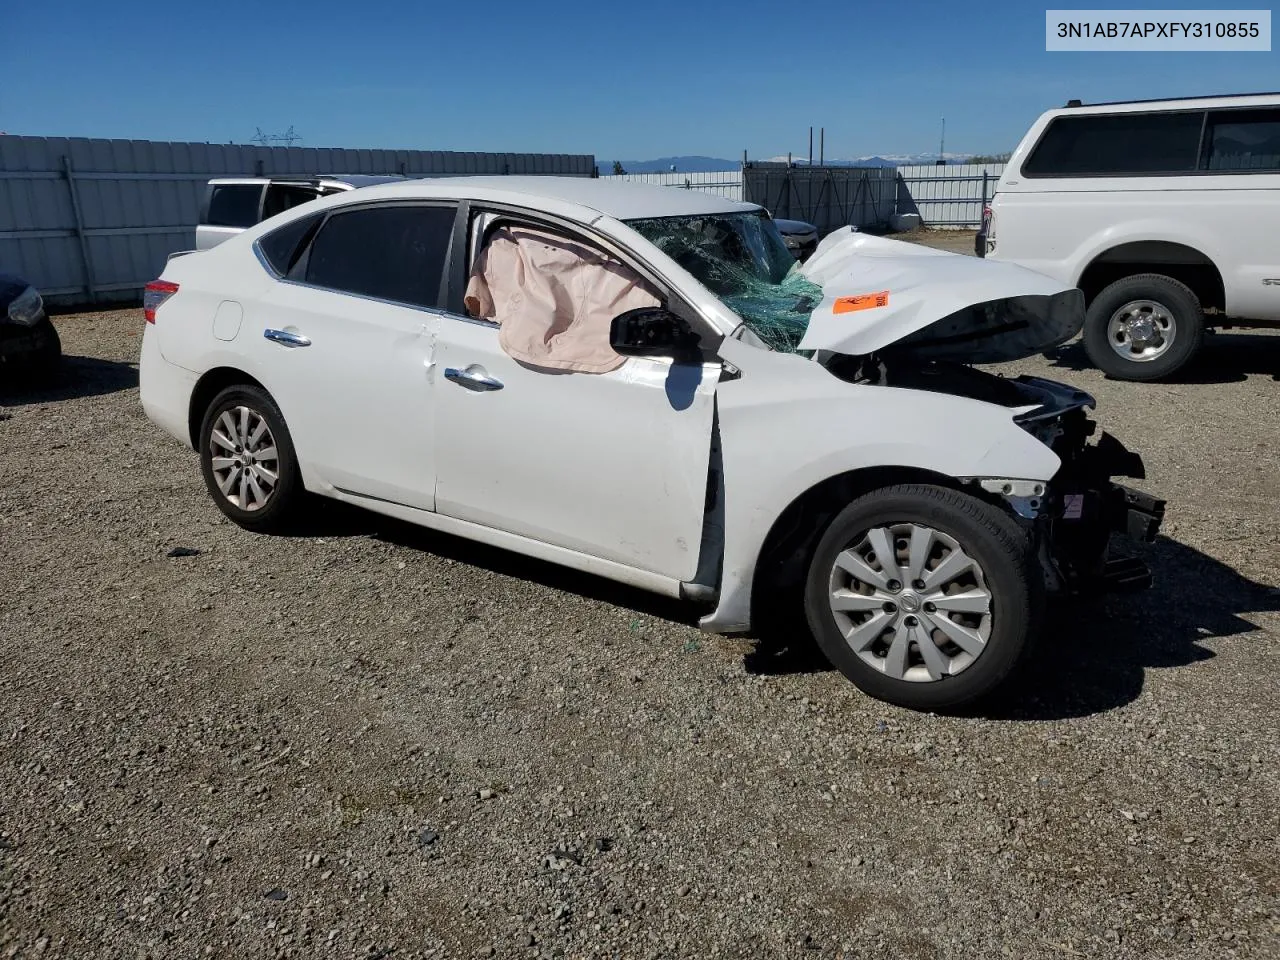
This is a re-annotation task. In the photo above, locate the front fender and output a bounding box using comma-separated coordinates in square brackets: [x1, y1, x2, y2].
[702, 341, 1059, 633]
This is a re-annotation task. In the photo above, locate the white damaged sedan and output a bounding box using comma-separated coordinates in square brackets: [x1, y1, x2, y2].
[140, 177, 1164, 711]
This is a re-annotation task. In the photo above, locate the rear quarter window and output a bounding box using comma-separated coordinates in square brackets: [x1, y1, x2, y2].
[1023, 111, 1204, 177]
[205, 184, 265, 227]
[257, 212, 323, 276]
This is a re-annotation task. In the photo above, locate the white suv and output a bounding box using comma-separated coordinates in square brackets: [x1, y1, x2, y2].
[980, 93, 1280, 380]
[196, 175, 406, 251]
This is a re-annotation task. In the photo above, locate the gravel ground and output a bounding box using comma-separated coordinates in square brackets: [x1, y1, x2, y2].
[1, 296, 1278, 960]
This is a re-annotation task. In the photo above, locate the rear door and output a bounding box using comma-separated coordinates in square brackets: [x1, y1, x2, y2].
[197, 181, 266, 250]
[250, 201, 458, 509]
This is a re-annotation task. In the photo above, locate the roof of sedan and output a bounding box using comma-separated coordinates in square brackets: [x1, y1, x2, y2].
[362, 175, 761, 220]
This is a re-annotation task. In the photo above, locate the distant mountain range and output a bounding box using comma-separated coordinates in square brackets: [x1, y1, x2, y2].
[596, 152, 989, 174]
[596, 156, 741, 174]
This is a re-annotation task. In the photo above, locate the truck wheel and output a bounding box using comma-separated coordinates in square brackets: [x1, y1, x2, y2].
[1083, 274, 1204, 381]
[199, 384, 304, 533]
[803, 484, 1043, 712]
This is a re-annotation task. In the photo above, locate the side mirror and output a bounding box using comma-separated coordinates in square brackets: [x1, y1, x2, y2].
[609, 307, 702, 363]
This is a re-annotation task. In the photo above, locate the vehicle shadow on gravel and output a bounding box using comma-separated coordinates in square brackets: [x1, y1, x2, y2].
[742, 535, 1279, 720]
[1044, 334, 1280, 384]
[0, 356, 138, 406]
[282, 504, 1276, 721]
[991, 535, 1278, 721]
[287, 498, 699, 625]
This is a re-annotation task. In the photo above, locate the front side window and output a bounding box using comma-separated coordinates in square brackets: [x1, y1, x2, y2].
[1206, 108, 1280, 171]
[464, 222, 661, 373]
[302, 204, 455, 309]
[206, 184, 264, 227]
[1023, 112, 1204, 176]
[628, 212, 820, 352]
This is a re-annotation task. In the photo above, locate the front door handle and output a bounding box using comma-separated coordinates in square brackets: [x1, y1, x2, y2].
[264, 328, 312, 348]
[444, 367, 504, 391]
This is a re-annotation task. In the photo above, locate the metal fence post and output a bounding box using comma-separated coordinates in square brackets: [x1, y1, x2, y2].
[981, 169, 989, 223]
[62, 155, 97, 300]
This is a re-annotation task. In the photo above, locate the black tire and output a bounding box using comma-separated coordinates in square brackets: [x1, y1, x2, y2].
[198, 384, 304, 533]
[1082, 274, 1204, 381]
[803, 484, 1043, 712]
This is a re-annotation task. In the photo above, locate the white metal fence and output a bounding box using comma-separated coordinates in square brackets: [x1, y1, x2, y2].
[598, 170, 743, 201]
[599, 163, 1007, 229]
[0, 136, 596, 306]
[894, 163, 1005, 228]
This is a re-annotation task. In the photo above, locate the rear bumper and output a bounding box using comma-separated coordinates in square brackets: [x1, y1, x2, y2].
[139, 325, 199, 449]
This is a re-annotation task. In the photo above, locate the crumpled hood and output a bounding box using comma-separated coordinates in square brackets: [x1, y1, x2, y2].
[794, 228, 1083, 362]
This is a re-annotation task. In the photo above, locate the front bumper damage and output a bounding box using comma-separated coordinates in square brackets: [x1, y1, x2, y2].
[1008, 384, 1166, 595]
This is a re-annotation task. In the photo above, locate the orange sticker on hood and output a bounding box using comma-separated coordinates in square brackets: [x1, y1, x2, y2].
[833, 291, 890, 313]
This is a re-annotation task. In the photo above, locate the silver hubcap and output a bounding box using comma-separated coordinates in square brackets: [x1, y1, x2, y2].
[209, 406, 279, 512]
[1107, 299, 1176, 362]
[827, 523, 993, 683]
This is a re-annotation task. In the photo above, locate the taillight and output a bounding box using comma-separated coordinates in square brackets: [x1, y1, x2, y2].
[144, 280, 179, 323]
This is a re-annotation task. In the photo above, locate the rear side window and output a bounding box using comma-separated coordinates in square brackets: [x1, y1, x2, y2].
[1023, 112, 1203, 177]
[1206, 108, 1280, 171]
[302, 205, 456, 309]
[258, 212, 323, 276]
[205, 184, 264, 227]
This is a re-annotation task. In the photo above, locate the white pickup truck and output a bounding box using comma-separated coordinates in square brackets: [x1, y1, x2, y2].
[979, 93, 1280, 380]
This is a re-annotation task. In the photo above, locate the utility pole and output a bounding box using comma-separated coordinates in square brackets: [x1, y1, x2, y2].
[939, 117, 946, 165]
[808, 126, 813, 166]
[819, 127, 825, 166]
[251, 125, 302, 147]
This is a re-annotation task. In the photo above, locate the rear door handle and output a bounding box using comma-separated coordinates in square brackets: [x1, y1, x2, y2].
[264, 328, 311, 348]
[444, 367, 504, 391]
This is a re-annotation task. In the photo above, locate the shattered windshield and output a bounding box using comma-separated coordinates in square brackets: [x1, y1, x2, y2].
[627, 212, 821, 352]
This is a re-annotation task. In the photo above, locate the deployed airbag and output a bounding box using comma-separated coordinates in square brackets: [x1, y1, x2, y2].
[465, 225, 661, 373]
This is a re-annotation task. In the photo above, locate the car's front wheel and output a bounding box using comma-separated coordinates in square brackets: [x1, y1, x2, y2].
[198, 384, 303, 533]
[804, 484, 1043, 712]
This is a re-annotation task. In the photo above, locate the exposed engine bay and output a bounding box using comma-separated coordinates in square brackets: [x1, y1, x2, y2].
[824, 353, 1167, 594]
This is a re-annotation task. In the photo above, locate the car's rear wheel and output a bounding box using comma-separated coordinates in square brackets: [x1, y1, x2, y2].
[804, 484, 1042, 712]
[1083, 274, 1204, 381]
[198, 384, 303, 533]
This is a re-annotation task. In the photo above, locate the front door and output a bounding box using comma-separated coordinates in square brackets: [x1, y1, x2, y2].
[431, 315, 719, 581]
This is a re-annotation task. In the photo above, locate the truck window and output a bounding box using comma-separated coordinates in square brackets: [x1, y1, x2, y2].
[205, 184, 265, 227]
[1022, 111, 1203, 177]
[1205, 108, 1280, 172]
[262, 183, 323, 220]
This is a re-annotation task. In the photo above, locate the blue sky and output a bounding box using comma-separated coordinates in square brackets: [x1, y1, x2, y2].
[4, 0, 1277, 160]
